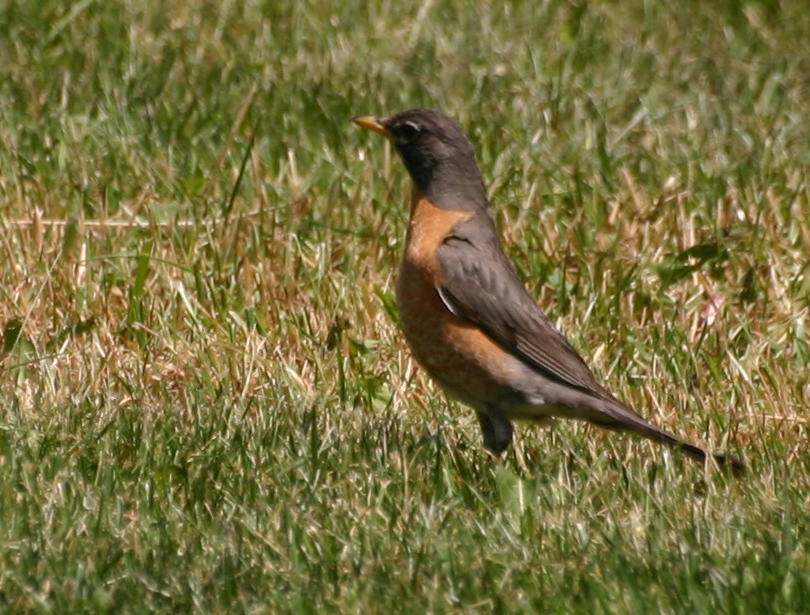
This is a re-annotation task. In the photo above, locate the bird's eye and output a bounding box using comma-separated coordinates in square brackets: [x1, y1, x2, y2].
[398, 121, 421, 140]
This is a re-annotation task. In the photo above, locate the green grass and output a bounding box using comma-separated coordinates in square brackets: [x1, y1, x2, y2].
[1, 0, 809, 612]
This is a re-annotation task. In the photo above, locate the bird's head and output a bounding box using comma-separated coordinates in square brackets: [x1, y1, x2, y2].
[353, 109, 487, 212]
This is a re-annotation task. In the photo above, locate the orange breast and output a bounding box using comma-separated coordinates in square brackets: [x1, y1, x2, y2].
[395, 190, 522, 409]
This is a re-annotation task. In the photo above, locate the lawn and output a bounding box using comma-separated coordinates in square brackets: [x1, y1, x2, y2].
[1, 1, 808, 613]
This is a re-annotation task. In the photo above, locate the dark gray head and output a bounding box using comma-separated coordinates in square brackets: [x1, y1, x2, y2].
[353, 109, 489, 212]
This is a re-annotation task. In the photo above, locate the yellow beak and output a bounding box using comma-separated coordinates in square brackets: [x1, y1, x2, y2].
[352, 115, 389, 135]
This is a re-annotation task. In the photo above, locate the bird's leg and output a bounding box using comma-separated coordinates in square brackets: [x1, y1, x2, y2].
[476, 409, 513, 456]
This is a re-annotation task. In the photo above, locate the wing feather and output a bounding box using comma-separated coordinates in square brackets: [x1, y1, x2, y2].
[436, 233, 612, 400]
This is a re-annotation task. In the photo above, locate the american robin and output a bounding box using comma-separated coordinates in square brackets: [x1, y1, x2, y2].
[353, 108, 741, 472]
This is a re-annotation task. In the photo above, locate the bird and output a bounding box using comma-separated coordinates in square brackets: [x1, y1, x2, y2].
[353, 108, 741, 473]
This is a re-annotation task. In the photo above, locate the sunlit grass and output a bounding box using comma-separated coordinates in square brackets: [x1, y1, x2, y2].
[1, 1, 808, 613]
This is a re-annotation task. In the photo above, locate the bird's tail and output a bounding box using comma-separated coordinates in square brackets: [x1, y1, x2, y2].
[591, 397, 744, 476]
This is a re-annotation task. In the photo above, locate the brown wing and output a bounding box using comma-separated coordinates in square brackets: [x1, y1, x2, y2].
[435, 219, 745, 474]
[435, 227, 613, 400]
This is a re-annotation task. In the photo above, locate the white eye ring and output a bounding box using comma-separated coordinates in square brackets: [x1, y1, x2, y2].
[400, 121, 420, 137]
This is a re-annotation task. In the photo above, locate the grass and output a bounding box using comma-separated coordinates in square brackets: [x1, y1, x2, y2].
[1, 0, 809, 612]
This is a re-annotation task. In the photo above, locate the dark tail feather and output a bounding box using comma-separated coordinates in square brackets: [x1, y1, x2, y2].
[594, 399, 745, 476]
[670, 439, 745, 477]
